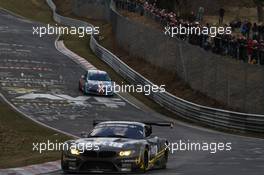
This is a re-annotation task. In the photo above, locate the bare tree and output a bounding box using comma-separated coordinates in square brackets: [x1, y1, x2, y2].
[254, 0, 264, 22]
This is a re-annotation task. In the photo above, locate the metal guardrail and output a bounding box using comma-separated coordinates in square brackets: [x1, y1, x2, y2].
[46, 0, 264, 133]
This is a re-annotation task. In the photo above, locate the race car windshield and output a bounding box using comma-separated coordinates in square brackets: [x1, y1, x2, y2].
[88, 72, 111, 81]
[89, 124, 144, 139]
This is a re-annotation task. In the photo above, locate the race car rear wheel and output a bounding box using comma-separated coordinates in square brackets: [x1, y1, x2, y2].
[160, 150, 169, 169]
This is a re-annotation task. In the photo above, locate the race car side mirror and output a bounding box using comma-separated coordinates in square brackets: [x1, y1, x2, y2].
[80, 131, 89, 138]
[145, 125, 152, 137]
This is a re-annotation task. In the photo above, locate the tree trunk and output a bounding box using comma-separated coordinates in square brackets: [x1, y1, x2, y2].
[257, 4, 264, 22]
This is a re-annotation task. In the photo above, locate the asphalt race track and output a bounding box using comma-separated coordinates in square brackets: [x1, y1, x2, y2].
[0, 9, 263, 175]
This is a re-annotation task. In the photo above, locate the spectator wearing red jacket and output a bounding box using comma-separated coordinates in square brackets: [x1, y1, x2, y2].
[247, 39, 258, 64]
[247, 39, 254, 63]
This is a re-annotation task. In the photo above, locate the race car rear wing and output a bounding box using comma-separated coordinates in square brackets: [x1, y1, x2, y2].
[143, 121, 174, 128]
[93, 120, 174, 128]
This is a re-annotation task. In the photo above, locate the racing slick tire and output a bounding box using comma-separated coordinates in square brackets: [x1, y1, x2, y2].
[61, 153, 69, 174]
[160, 149, 169, 169]
[142, 149, 149, 173]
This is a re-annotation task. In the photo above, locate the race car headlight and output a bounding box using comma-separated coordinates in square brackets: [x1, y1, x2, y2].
[85, 82, 90, 88]
[70, 148, 80, 155]
[119, 150, 132, 157]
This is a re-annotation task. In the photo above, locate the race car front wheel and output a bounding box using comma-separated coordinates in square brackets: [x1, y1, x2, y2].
[142, 150, 149, 172]
[61, 153, 69, 174]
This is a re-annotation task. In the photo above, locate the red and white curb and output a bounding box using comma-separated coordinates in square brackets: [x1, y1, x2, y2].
[0, 160, 60, 175]
[55, 37, 97, 70]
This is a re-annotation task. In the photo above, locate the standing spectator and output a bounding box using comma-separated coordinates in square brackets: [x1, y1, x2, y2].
[247, 39, 254, 63]
[139, 3, 144, 16]
[237, 36, 247, 61]
[258, 23, 264, 40]
[219, 8, 225, 24]
[241, 22, 247, 37]
[229, 36, 238, 58]
[252, 23, 258, 40]
[246, 21, 252, 39]
[221, 34, 230, 55]
[213, 36, 221, 54]
[251, 40, 259, 64]
[189, 11, 196, 22]
[204, 35, 214, 50]
[259, 40, 264, 64]
[196, 7, 204, 22]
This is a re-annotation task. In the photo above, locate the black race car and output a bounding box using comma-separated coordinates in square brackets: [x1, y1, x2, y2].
[61, 121, 173, 173]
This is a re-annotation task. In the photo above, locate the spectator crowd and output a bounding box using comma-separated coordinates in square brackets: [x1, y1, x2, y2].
[114, 0, 264, 65]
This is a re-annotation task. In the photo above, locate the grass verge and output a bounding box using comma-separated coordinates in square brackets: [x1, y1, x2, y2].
[0, 0, 54, 24]
[0, 100, 72, 169]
